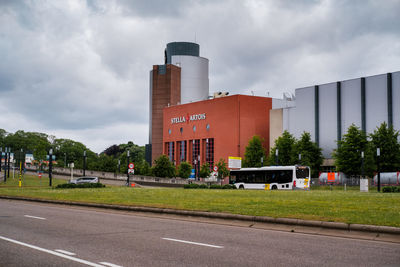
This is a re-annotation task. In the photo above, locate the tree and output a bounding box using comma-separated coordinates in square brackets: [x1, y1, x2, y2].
[216, 158, 230, 179]
[294, 132, 323, 177]
[332, 124, 374, 177]
[242, 135, 266, 167]
[199, 162, 211, 178]
[267, 131, 296, 166]
[370, 122, 400, 172]
[152, 155, 176, 178]
[177, 161, 192, 178]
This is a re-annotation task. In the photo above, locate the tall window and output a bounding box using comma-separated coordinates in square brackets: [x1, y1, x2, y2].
[168, 141, 175, 162]
[178, 140, 187, 163]
[206, 138, 214, 170]
[192, 139, 200, 166]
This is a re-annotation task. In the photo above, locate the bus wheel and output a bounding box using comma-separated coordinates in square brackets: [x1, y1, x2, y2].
[239, 185, 244, 189]
[271, 185, 277, 190]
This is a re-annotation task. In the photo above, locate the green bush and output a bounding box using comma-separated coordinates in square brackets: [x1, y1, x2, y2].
[382, 186, 400, 193]
[56, 183, 105, 189]
[183, 183, 199, 189]
[198, 184, 208, 189]
[210, 184, 222, 189]
[222, 184, 237, 189]
[178, 161, 192, 178]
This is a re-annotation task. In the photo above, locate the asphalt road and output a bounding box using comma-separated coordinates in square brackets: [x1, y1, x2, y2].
[1, 200, 399, 267]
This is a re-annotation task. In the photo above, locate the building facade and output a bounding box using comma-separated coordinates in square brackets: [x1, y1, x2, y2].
[163, 95, 272, 169]
[271, 71, 400, 161]
[148, 42, 209, 164]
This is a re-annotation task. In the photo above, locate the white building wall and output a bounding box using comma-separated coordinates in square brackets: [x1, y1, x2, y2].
[393, 71, 400, 132]
[171, 55, 209, 104]
[341, 78, 362, 135]
[366, 74, 387, 133]
[319, 83, 337, 158]
[293, 86, 315, 140]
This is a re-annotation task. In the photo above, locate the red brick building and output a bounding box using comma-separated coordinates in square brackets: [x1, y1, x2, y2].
[150, 64, 181, 162]
[163, 95, 272, 169]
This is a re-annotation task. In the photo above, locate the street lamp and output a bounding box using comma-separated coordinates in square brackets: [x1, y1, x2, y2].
[83, 150, 87, 176]
[7, 147, 11, 179]
[49, 148, 53, 186]
[4, 147, 8, 182]
[275, 149, 279, 166]
[64, 153, 67, 168]
[377, 148, 381, 192]
[0, 147, 2, 172]
[361, 151, 364, 179]
[298, 153, 301, 164]
[126, 150, 130, 186]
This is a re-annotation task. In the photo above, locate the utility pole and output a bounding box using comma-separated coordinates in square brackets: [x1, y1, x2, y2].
[361, 151, 364, 179]
[0, 147, 2, 172]
[275, 149, 279, 166]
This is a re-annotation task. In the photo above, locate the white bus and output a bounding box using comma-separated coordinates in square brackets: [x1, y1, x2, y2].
[229, 165, 311, 190]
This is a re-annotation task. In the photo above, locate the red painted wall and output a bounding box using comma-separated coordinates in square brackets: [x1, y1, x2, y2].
[163, 95, 272, 167]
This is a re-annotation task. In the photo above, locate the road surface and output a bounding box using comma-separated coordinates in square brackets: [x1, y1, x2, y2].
[0, 199, 399, 266]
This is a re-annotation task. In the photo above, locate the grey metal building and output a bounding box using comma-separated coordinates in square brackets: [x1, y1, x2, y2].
[271, 71, 400, 160]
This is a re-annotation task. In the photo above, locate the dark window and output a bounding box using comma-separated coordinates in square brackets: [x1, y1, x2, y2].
[192, 139, 200, 166]
[296, 167, 309, 179]
[168, 142, 175, 162]
[205, 138, 214, 170]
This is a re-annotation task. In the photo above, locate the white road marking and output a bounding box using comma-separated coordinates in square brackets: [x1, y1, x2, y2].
[55, 249, 76, 256]
[99, 262, 124, 267]
[24, 215, 46, 220]
[162, 238, 224, 248]
[0, 235, 105, 267]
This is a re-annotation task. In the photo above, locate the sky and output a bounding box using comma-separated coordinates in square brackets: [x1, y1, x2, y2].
[1, 0, 399, 153]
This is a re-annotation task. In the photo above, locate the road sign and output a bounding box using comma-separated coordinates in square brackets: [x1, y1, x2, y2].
[213, 166, 218, 172]
[128, 163, 134, 169]
[128, 169, 135, 174]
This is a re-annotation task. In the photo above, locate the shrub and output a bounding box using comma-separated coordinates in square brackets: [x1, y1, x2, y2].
[184, 183, 199, 189]
[199, 162, 211, 178]
[222, 184, 237, 189]
[198, 184, 208, 189]
[210, 184, 222, 189]
[382, 186, 400, 193]
[178, 161, 192, 178]
[56, 183, 105, 189]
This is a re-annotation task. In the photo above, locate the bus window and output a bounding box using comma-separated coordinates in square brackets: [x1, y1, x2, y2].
[296, 167, 309, 179]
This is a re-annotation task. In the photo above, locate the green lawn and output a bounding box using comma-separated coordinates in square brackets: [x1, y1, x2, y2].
[1, 175, 399, 227]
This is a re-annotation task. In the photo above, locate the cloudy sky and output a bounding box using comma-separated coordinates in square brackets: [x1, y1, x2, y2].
[1, 0, 399, 153]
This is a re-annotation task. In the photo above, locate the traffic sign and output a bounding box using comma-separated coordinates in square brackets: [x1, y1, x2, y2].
[128, 163, 135, 169]
[213, 166, 218, 172]
[128, 169, 135, 174]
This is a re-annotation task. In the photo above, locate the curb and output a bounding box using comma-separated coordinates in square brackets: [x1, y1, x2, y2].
[1, 195, 399, 235]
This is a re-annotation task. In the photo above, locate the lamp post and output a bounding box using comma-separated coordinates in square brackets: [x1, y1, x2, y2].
[3, 147, 7, 182]
[118, 159, 121, 173]
[126, 150, 130, 186]
[7, 148, 11, 178]
[298, 153, 301, 164]
[49, 148, 53, 187]
[4, 147, 8, 182]
[83, 150, 86, 176]
[64, 153, 67, 168]
[0, 147, 2, 172]
[275, 149, 279, 166]
[377, 148, 381, 192]
[261, 156, 264, 167]
[361, 151, 364, 179]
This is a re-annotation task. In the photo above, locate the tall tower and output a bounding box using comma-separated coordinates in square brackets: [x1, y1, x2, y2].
[147, 42, 209, 164]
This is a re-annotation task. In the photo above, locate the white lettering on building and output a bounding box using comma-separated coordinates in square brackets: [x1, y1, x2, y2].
[171, 113, 206, 124]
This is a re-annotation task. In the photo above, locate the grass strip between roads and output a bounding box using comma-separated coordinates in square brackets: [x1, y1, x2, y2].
[1, 175, 399, 227]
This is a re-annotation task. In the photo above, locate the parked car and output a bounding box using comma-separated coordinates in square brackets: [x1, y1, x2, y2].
[69, 176, 99, 184]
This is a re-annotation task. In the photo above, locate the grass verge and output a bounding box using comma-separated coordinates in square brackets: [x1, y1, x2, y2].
[1, 175, 399, 227]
